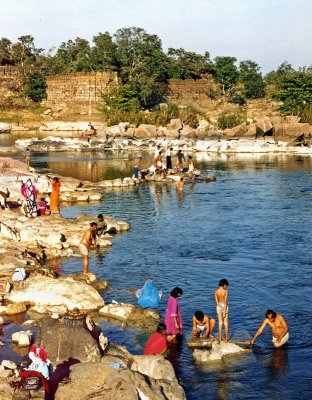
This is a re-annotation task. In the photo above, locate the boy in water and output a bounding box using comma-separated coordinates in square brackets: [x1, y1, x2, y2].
[192, 310, 216, 338]
[214, 278, 229, 342]
[79, 222, 97, 274]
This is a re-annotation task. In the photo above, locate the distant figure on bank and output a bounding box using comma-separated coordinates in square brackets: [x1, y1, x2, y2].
[133, 156, 142, 179]
[214, 278, 229, 342]
[21, 179, 38, 217]
[165, 147, 173, 170]
[249, 310, 289, 348]
[24, 147, 31, 167]
[192, 310, 216, 338]
[176, 177, 184, 191]
[188, 155, 195, 174]
[154, 145, 161, 160]
[155, 151, 163, 172]
[176, 150, 185, 169]
[38, 197, 47, 216]
[96, 214, 107, 236]
[165, 287, 183, 341]
[79, 222, 97, 274]
[50, 177, 61, 214]
[144, 323, 168, 356]
[84, 122, 96, 142]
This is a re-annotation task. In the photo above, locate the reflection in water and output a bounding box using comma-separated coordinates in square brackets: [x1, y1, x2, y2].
[167, 335, 184, 369]
[267, 348, 289, 378]
[216, 372, 231, 400]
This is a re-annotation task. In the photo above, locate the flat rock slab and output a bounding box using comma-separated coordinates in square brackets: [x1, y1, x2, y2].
[188, 336, 253, 350]
[99, 303, 160, 329]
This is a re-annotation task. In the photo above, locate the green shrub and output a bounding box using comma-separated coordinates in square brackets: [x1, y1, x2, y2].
[217, 109, 246, 130]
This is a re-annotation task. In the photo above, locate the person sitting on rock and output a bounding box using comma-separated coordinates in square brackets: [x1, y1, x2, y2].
[144, 323, 168, 357]
[96, 214, 107, 236]
[192, 310, 216, 338]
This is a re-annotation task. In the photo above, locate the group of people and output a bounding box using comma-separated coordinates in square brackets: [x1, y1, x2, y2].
[19, 176, 61, 217]
[133, 146, 196, 181]
[144, 279, 289, 356]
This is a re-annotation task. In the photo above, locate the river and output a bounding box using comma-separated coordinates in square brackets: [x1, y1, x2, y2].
[1, 145, 312, 399]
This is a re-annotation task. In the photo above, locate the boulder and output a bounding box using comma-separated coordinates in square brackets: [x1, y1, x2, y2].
[8, 275, 104, 312]
[37, 318, 103, 363]
[256, 117, 273, 137]
[12, 330, 32, 347]
[273, 122, 312, 141]
[6, 302, 26, 315]
[225, 123, 247, 138]
[0, 123, 11, 133]
[131, 355, 177, 382]
[134, 124, 157, 138]
[99, 303, 160, 329]
[179, 125, 198, 139]
[167, 119, 183, 131]
[192, 341, 247, 363]
[55, 355, 186, 400]
[1, 360, 17, 370]
[245, 123, 257, 138]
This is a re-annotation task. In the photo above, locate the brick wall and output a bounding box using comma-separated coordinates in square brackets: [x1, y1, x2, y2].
[46, 72, 118, 115]
[167, 75, 219, 103]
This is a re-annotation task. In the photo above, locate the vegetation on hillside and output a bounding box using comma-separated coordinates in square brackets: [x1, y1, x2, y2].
[0, 30, 311, 125]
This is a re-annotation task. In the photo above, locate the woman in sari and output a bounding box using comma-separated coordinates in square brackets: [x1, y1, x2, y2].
[50, 177, 61, 214]
[165, 287, 183, 341]
[21, 179, 38, 217]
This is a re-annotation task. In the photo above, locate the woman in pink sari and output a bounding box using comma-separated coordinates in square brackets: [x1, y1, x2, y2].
[165, 287, 183, 341]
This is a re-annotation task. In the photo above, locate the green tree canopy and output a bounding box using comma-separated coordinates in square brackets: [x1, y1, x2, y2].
[213, 56, 239, 94]
[0, 38, 12, 65]
[167, 48, 212, 79]
[239, 60, 265, 99]
[11, 35, 43, 66]
[114, 27, 168, 108]
[91, 32, 119, 72]
[24, 72, 46, 102]
[275, 69, 312, 122]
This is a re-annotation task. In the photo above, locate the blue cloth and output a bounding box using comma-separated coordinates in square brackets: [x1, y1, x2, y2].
[138, 281, 161, 308]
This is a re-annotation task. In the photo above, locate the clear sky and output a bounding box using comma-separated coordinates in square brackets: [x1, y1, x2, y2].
[1, 0, 311, 73]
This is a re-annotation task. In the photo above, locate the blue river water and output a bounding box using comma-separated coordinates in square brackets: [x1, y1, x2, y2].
[2, 149, 312, 399]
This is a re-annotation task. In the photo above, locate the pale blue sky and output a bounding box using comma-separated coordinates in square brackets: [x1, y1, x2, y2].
[1, 0, 311, 73]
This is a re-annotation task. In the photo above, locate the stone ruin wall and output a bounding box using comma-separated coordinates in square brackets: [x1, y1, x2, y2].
[167, 75, 220, 105]
[45, 73, 220, 115]
[0, 67, 220, 114]
[0, 65, 33, 99]
[45, 72, 119, 115]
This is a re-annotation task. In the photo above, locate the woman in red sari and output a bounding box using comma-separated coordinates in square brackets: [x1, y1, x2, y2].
[50, 177, 61, 214]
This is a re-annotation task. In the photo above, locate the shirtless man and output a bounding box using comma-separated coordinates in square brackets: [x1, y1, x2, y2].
[249, 309, 289, 348]
[214, 278, 229, 342]
[192, 310, 216, 338]
[176, 177, 184, 191]
[79, 222, 97, 274]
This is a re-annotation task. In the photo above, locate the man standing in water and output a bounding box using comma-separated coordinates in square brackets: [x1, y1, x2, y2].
[214, 278, 229, 342]
[79, 222, 97, 274]
[249, 309, 289, 348]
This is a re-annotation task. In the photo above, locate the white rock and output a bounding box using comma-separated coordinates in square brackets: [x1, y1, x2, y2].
[12, 330, 32, 347]
[9, 275, 104, 312]
[1, 360, 17, 369]
[193, 341, 246, 363]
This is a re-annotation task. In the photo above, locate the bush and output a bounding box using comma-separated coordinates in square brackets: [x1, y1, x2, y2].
[217, 109, 246, 130]
[24, 72, 47, 102]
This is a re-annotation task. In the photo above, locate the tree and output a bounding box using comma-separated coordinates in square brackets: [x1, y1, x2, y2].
[275, 69, 312, 122]
[11, 35, 43, 66]
[213, 56, 239, 95]
[114, 27, 168, 108]
[265, 61, 294, 85]
[0, 38, 12, 65]
[91, 32, 119, 72]
[24, 72, 47, 102]
[239, 60, 265, 99]
[167, 48, 212, 79]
